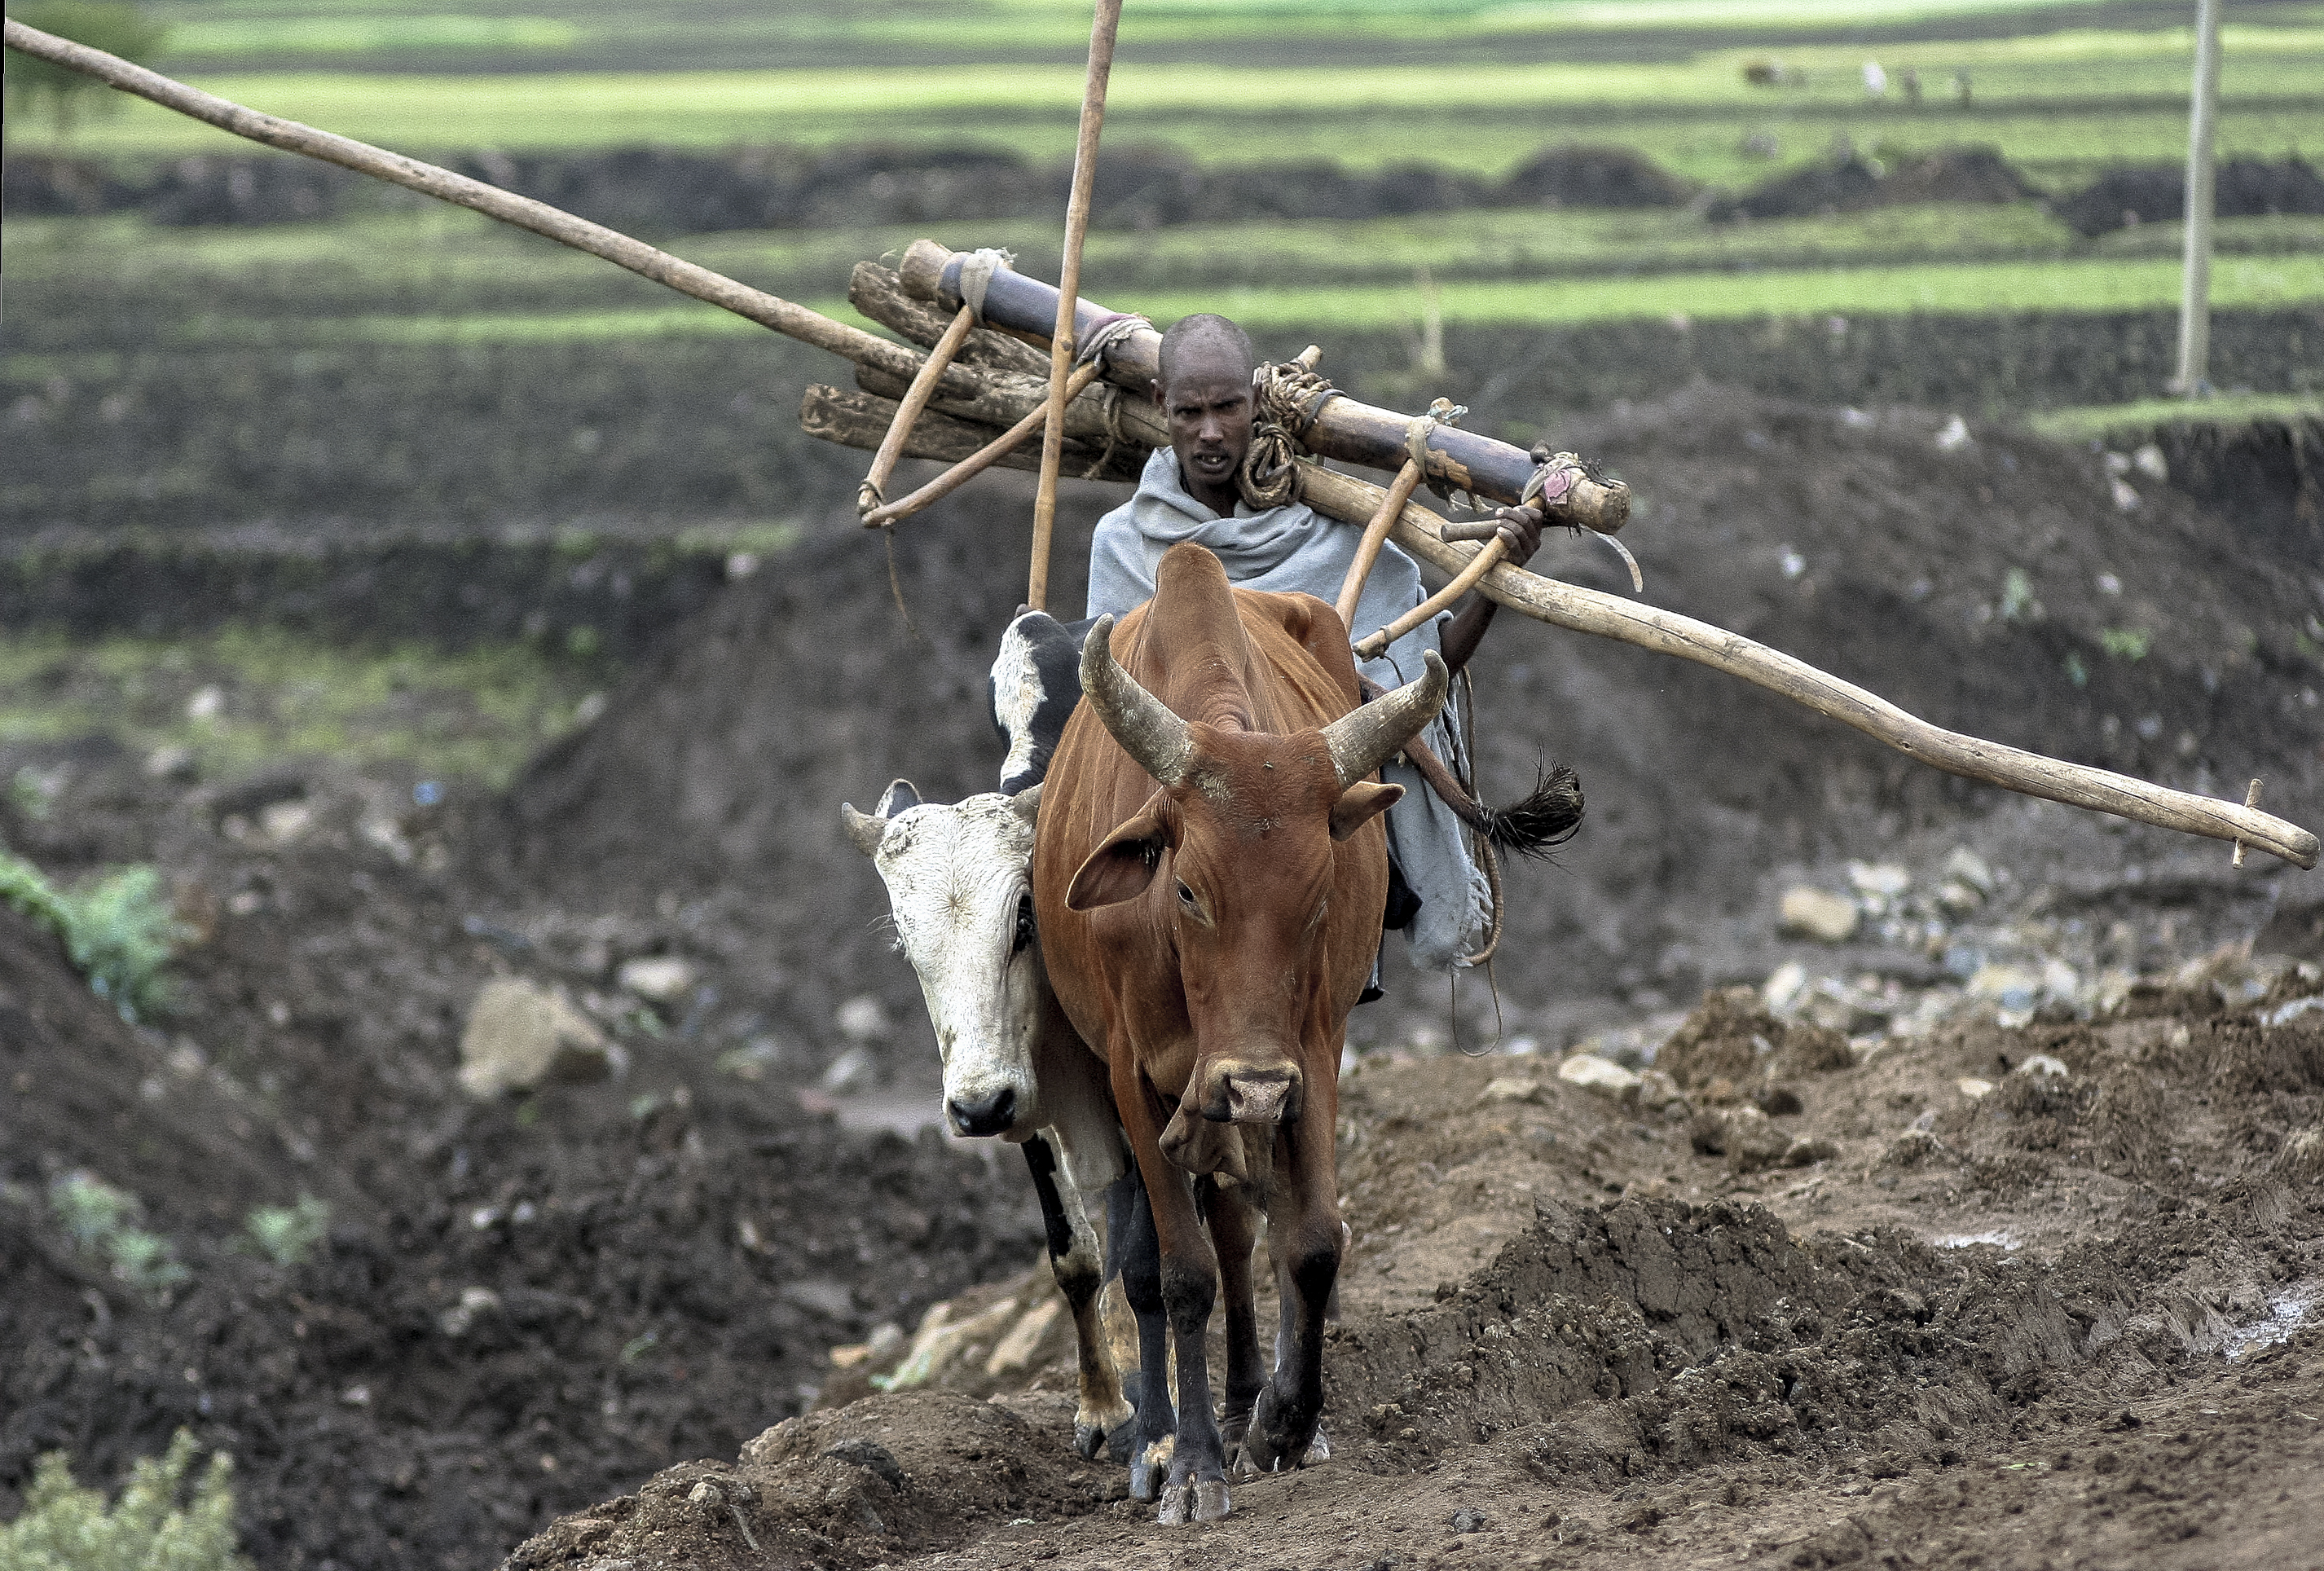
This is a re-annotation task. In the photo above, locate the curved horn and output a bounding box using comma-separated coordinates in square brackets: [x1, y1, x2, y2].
[1320, 649, 1449, 789]
[1078, 614, 1195, 787]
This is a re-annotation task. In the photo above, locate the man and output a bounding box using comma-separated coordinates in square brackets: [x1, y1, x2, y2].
[1085, 314, 1545, 974]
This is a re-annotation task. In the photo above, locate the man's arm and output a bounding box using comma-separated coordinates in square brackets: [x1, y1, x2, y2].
[1438, 504, 1545, 673]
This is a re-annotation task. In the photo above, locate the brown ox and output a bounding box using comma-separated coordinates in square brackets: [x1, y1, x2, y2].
[1033, 542, 1446, 1524]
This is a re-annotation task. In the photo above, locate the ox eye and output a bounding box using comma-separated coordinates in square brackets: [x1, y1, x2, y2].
[1175, 880, 1199, 910]
[1011, 893, 1035, 953]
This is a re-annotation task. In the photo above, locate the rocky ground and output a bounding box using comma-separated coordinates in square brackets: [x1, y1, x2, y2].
[4, 389, 2322, 1570]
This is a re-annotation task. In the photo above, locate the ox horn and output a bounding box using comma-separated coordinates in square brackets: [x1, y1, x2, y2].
[1079, 614, 1195, 787]
[1320, 649, 1449, 790]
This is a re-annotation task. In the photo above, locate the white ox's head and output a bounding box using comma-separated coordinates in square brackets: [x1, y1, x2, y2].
[843, 779, 1047, 1139]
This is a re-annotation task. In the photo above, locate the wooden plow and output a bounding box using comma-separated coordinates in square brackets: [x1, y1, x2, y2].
[7, 17, 2317, 873]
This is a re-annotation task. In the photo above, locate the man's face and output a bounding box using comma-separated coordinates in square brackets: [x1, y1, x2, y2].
[1152, 337, 1252, 508]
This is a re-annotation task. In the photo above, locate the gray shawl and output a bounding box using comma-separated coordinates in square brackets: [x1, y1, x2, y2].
[1085, 448, 1490, 971]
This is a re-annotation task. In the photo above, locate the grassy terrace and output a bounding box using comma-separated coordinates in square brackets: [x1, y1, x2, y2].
[10, 0, 2310, 191]
[8, 205, 2320, 359]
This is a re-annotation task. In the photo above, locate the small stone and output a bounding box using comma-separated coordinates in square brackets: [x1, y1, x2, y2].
[1846, 861, 1910, 901]
[1556, 1054, 1639, 1098]
[1763, 960, 1810, 1015]
[2133, 443, 2168, 482]
[2015, 1054, 2070, 1080]
[1450, 1507, 1487, 1533]
[1481, 1076, 1544, 1105]
[259, 799, 313, 844]
[820, 1044, 878, 1094]
[143, 745, 199, 783]
[836, 995, 891, 1042]
[616, 955, 696, 1004]
[1969, 964, 2042, 1012]
[185, 685, 225, 721]
[1956, 1076, 1994, 1100]
[686, 1481, 723, 1506]
[1780, 887, 1859, 943]
[1943, 847, 1996, 895]
[1783, 1135, 1840, 1167]
[2278, 1128, 2324, 1179]
[457, 978, 618, 1098]
[1628, 1067, 1683, 1113]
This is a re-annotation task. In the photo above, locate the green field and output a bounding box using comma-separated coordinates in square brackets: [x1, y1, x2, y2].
[2, 0, 2309, 193]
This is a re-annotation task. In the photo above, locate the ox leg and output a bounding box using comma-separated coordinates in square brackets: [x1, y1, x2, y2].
[1110, 1161, 1176, 1496]
[1201, 1178, 1265, 1475]
[1023, 1134, 1133, 1460]
[1239, 1100, 1344, 1475]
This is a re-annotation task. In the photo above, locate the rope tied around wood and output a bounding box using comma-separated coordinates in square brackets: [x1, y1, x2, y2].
[1241, 350, 1344, 509]
[1524, 444, 1644, 592]
[955, 247, 1016, 323]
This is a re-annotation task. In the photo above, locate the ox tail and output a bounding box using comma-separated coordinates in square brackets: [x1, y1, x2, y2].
[1358, 675, 1583, 860]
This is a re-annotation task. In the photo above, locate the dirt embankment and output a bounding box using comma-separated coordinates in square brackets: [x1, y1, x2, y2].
[501, 948, 2324, 1571]
[6, 388, 2321, 1571]
[505, 391, 2324, 1055]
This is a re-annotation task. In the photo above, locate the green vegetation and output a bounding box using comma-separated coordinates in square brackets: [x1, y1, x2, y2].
[243, 1195, 330, 1266]
[0, 628, 603, 789]
[2025, 390, 2324, 442]
[2, 0, 169, 139]
[0, 1429, 252, 1571]
[0, 847, 183, 1021]
[46, 1172, 191, 1298]
[0, 0, 2303, 194]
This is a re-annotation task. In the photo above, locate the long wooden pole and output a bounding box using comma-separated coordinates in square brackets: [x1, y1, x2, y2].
[2171, 0, 2224, 397]
[1296, 464, 2319, 870]
[0, 18, 938, 388]
[1029, 0, 1125, 614]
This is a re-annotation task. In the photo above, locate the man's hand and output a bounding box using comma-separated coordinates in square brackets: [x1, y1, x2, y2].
[1488, 504, 1546, 569]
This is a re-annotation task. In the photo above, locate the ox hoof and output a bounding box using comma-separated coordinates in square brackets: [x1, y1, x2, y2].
[1195, 1479, 1230, 1522]
[1304, 1425, 1332, 1465]
[1130, 1439, 1171, 1503]
[1157, 1483, 1191, 1527]
[1240, 1388, 1318, 1475]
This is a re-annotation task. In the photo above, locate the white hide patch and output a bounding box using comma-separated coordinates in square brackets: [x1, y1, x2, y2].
[991, 619, 1050, 798]
[869, 793, 1045, 1133]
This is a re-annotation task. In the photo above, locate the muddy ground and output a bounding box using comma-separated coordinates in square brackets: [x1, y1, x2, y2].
[4, 389, 2322, 1570]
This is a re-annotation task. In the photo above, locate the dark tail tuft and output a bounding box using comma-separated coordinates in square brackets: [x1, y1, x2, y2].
[1478, 764, 1583, 860]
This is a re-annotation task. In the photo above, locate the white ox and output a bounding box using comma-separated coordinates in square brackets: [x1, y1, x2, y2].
[841, 777, 1135, 1459]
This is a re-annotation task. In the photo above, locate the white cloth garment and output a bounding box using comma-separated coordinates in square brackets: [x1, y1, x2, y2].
[1085, 447, 1490, 970]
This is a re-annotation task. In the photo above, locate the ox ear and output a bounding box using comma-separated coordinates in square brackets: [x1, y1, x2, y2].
[1066, 803, 1175, 911]
[1010, 782, 1042, 824]
[840, 802, 887, 857]
[876, 779, 922, 818]
[1328, 780, 1404, 842]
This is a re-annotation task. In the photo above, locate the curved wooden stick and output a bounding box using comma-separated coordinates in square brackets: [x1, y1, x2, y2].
[860, 360, 1107, 527]
[1298, 465, 2320, 870]
[1029, 0, 1125, 614]
[1334, 460, 1424, 628]
[1356, 535, 1504, 660]
[860, 305, 976, 519]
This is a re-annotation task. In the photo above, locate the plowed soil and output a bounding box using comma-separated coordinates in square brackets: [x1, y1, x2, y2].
[5, 390, 2322, 1571]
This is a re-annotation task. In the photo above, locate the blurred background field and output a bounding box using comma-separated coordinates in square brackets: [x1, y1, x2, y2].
[5, 0, 2320, 778]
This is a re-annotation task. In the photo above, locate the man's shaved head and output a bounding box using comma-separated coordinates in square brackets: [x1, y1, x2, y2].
[1158, 314, 1255, 389]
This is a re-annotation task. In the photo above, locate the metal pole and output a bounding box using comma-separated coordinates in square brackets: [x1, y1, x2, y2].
[2172, 0, 2223, 397]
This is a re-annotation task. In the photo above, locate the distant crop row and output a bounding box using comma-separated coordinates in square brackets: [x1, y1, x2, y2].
[33, 25, 2322, 193]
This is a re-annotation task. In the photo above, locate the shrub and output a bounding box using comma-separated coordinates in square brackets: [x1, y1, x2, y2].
[49, 1172, 190, 1300]
[243, 1195, 330, 1268]
[0, 1429, 251, 1571]
[0, 847, 183, 1020]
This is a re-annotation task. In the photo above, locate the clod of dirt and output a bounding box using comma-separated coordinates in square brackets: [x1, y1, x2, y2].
[506, 1393, 1112, 1570]
[1657, 985, 1851, 1093]
[456, 976, 620, 1098]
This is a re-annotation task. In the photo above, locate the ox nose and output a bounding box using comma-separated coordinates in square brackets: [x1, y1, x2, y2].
[947, 1087, 1017, 1138]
